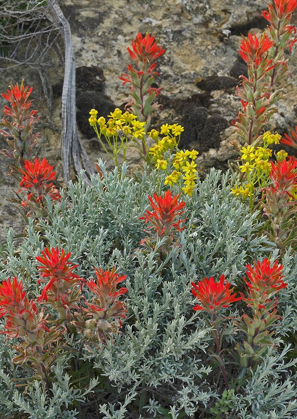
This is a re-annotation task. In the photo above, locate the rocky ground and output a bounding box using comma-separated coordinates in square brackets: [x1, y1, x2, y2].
[1, 0, 297, 242]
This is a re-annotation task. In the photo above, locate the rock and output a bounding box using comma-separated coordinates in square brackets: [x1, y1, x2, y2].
[196, 76, 238, 91]
[76, 91, 117, 139]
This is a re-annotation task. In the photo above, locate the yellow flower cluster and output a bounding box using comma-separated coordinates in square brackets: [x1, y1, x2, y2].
[262, 131, 281, 145]
[89, 108, 146, 139]
[276, 150, 288, 162]
[231, 183, 253, 199]
[232, 130, 289, 204]
[239, 145, 272, 174]
[148, 124, 198, 196]
[232, 144, 273, 200]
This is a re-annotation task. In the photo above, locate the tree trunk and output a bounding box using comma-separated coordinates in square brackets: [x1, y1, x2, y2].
[48, 0, 94, 185]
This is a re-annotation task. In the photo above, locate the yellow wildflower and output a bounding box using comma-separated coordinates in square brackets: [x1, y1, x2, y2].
[149, 144, 162, 158]
[171, 170, 182, 182]
[276, 150, 288, 162]
[108, 119, 115, 128]
[231, 185, 241, 196]
[100, 126, 107, 136]
[132, 120, 146, 130]
[241, 146, 256, 162]
[255, 147, 272, 160]
[121, 112, 137, 124]
[183, 171, 198, 184]
[156, 159, 168, 170]
[133, 129, 145, 139]
[255, 159, 271, 174]
[160, 123, 171, 135]
[231, 184, 253, 199]
[158, 138, 169, 153]
[105, 127, 116, 137]
[148, 129, 159, 140]
[165, 136, 177, 148]
[171, 124, 184, 136]
[108, 108, 122, 120]
[263, 131, 281, 145]
[239, 162, 254, 173]
[175, 150, 187, 160]
[187, 150, 199, 160]
[89, 109, 98, 117]
[182, 160, 197, 173]
[97, 116, 106, 127]
[164, 171, 181, 186]
[164, 176, 175, 186]
[240, 184, 253, 199]
[182, 184, 195, 197]
[173, 151, 187, 170]
[122, 126, 132, 136]
[88, 116, 97, 127]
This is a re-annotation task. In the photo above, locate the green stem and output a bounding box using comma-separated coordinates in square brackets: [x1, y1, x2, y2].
[213, 313, 229, 390]
[270, 19, 281, 88]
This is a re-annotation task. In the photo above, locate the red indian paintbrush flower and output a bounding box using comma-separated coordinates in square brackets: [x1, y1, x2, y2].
[281, 125, 297, 148]
[0, 81, 39, 166]
[239, 33, 274, 66]
[0, 277, 49, 339]
[36, 247, 81, 302]
[0, 277, 27, 317]
[191, 275, 241, 313]
[262, 0, 297, 22]
[2, 82, 33, 108]
[140, 190, 186, 235]
[269, 157, 297, 191]
[81, 268, 128, 342]
[119, 32, 165, 134]
[18, 158, 61, 206]
[119, 33, 165, 84]
[128, 32, 165, 65]
[244, 259, 287, 296]
[86, 267, 128, 309]
[19, 158, 57, 189]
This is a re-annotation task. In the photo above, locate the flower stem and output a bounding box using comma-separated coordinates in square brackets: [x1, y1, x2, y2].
[213, 313, 229, 390]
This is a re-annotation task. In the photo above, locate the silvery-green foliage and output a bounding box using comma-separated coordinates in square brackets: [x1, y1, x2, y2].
[183, 169, 274, 282]
[0, 162, 292, 417]
[0, 334, 21, 417]
[98, 385, 137, 419]
[0, 336, 98, 419]
[236, 346, 297, 418]
[277, 249, 297, 334]
[84, 246, 213, 415]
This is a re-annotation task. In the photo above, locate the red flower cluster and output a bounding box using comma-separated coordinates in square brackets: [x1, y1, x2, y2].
[127, 32, 165, 67]
[262, 0, 297, 22]
[140, 190, 186, 236]
[0, 277, 49, 340]
[239, 33, 274, 67]
[86, 267, 128, 308]
[191, 275, 241, 314]
[35, 247, 128, 342]
[282, 125, 297, 148]
[84, 268, 128, 340]
[269, 157, 297, 192]
[18, 158, 61, 211]
[19, 158, 57, 189]
[2, 82, 35, 113]
[0, 81, 39, 165]
[120, 33, 165, 86]
[36, 247, 81, 304]
[244, 259, 287, 296]
[119, 32, 165, 128]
